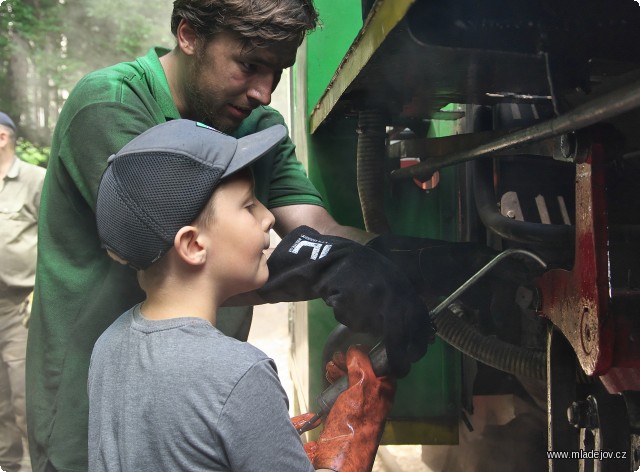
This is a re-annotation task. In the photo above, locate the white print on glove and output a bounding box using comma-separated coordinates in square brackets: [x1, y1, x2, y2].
[288, 234, 332, 260]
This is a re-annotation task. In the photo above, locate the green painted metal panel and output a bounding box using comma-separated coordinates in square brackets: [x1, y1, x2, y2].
[291, 2, 463, 445]
[309, 0, 417, 133]
[305, 1, 363, 118]
[306, 118, 363, 226]
[303, 116, 462, 444]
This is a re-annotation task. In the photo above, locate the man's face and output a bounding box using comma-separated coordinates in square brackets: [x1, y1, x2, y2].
[0, 125, 14, 154]
[182, 31, 298, 133]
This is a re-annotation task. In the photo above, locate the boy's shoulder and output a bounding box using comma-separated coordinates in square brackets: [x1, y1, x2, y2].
[94, 306, 272, 371]
[170, 325, 277, 389]
[189, 328, 272, 373]
[92, 307, 136, 353]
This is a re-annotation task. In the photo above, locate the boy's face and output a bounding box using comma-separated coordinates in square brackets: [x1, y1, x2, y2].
[183, 30, 298, 133]
[201, 171, 274, 299]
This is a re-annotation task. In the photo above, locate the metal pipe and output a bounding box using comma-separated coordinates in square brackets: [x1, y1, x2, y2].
[430, 248, 547, 317]
[391, 80, 640, 180]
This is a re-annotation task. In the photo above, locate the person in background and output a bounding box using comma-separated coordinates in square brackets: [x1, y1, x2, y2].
[26, 2, 434, 471]
[0, 111, 45, 472]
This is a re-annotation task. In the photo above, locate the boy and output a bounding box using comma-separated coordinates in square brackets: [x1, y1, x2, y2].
[89, 119, 394, 471]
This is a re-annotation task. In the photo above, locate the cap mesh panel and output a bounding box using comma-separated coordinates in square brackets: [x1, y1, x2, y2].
[97, 151, 223, 269]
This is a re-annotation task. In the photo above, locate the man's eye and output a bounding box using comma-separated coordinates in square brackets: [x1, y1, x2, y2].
[240, 62, 255, 72]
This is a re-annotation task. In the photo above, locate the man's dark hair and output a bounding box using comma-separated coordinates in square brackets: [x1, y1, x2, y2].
[171, 0, 319, 48]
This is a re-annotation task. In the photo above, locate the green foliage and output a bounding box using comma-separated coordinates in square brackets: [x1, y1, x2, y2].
[85, 0, 173, 59]
[0, 0, 174, 147]
[16, 137, 49, 168]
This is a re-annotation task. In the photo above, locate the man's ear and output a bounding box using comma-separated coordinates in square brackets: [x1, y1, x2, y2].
[174, 226, 207, 266]
[176, 19, 198, 56]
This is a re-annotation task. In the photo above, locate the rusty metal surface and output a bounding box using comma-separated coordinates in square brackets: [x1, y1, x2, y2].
[537, 127, 640, 390]
[538, 135, 614, 376]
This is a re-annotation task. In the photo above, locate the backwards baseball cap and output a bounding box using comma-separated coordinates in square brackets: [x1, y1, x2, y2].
[96, 119, 286, 270]
[0, 112, 16, 131]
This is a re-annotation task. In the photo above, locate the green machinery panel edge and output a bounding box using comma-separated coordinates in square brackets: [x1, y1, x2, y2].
[289, 0, 461, 445]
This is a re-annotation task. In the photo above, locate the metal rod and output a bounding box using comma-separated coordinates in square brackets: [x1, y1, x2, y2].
[391, 80, 640, 180]
[430, 249, 547, 318]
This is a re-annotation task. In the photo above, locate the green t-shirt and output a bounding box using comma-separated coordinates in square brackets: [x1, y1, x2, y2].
[26, 47, 323, 472]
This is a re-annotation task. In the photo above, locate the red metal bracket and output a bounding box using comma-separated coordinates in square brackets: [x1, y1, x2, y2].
[538, 136, 614, 376]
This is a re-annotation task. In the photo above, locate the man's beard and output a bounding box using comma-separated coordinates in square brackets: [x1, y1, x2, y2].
[183, 83, 238, 133]
[184, 85, 230, 132]
[183, 53, 236, 134]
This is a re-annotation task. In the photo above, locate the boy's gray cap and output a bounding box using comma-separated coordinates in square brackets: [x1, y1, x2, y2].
[0, 112, 16, 131]
[96, 119, 286, 270]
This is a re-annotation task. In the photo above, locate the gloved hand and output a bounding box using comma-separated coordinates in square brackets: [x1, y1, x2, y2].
[257, 226, 436, 377]
[290, 350, 351, 436]
[308, 346, 396, 472]
[324, 350, 348, 384]
[366, 233, 500, 299]
[291, 414, 324, 461]
[292, 350, 354, 463]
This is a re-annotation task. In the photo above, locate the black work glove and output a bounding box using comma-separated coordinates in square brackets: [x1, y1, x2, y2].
[257, 226, 436, 378]
[367, 234, 506, 298]
[365, 234, 541, 321]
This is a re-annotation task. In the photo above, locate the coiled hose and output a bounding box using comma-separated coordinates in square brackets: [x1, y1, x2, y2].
[357, 110, 391, 234]
[434, 303, 546, 380]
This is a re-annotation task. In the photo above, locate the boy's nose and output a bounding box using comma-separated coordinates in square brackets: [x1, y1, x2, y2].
[265, 208, 275, 232]
[257, 200, 275, 231]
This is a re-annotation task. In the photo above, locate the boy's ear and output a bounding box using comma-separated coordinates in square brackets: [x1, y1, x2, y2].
[174, 226, 207, 266]
[176, 19, 198, 56]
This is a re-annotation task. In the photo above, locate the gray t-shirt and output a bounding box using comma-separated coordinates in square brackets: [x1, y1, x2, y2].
[88, 304, 315, 472]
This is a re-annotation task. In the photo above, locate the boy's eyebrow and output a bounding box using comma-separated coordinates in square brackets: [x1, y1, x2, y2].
[243, 184, 255, 201]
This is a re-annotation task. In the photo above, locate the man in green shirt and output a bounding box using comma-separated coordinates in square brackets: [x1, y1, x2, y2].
[26, 1, 436, 471]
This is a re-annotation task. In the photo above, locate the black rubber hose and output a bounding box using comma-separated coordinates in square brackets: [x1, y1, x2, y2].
[434, 304, 547, 380]
[473, 158, 574, 247]
[357, 110, 391, 234]
[323, 304, 547, 381]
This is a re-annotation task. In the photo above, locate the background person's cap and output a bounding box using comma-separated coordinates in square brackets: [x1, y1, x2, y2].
[96, 119, 287, 270]
[0, 112, 16, 131]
